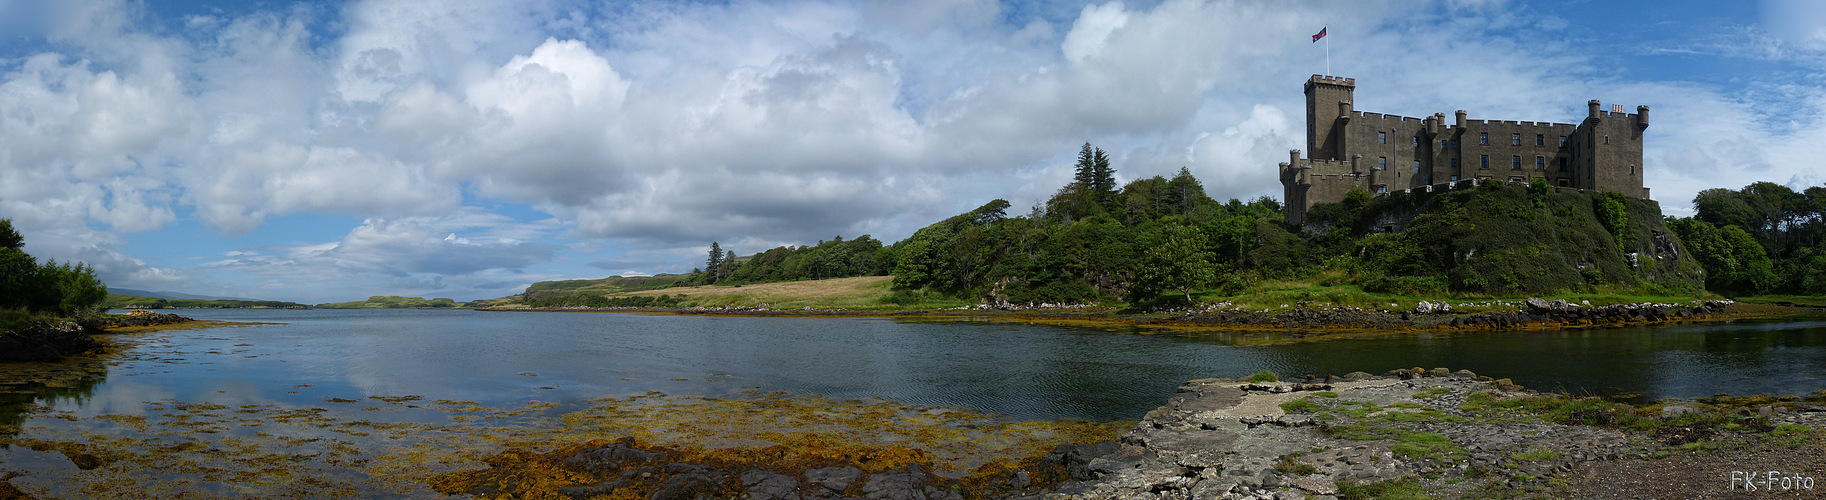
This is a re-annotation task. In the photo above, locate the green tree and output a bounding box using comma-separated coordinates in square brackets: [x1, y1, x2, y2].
[42, 260, 107, 316]
[0, 248, 51, 311]
[0, 223, 109, 316]
[719, 250, 738, 282]
[1070, 143, 1119, 212]
[1073, 143, 1097, 187]
[1203, 215, 1257, 267]
[1091, 147, 1117, 210]
[705, 242, 723, 284]
[0, 219, 22, 250]
[890, 238, 936, 290]
[1167, 167, 1212, 216]
[1045, 181, 1104, 222]
[1668, 217, 1775, 295]
[1132, 224, 1216, 303]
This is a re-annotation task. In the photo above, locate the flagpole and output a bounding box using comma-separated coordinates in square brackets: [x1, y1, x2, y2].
[1325, 34, 1331, 76]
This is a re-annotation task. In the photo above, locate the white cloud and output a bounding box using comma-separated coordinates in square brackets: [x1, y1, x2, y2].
[1060, 2, 1127, 65]
[2, 0, 1821, 297]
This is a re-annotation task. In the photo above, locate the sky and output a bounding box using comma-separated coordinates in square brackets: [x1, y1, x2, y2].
[1, 0, 1823, 304]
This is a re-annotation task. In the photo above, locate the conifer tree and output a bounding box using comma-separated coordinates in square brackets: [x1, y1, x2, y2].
[1073, 143, 1096, 187]
[719, 250, 738, 282]
[1090, 147, 1115, 200]
[706, 242, 723, 283]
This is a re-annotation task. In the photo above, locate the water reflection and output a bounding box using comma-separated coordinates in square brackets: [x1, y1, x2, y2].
[0, 356, 107, 437]
[9, 311, 1826, 426]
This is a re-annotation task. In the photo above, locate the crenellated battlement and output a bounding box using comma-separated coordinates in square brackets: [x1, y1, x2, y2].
[1307, 74, 1356, 87]
[1283, 76, 1649, 226]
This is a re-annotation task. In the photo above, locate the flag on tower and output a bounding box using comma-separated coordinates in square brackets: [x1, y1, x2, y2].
[1312, 27, 1327, 42]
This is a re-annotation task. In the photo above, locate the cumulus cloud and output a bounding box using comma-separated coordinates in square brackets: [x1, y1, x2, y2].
[1, 0, 1821, 299]
[198, 210, 562, 302]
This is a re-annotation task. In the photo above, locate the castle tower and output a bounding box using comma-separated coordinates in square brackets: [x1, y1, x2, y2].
[1304, 75, 1355, 161]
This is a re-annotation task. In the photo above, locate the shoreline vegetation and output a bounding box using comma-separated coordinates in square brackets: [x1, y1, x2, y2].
[427, 369, 1826, 500]
[477, 275, 1815, 337]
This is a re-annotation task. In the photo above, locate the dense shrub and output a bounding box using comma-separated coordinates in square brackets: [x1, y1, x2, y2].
[0, 220, 109, 317]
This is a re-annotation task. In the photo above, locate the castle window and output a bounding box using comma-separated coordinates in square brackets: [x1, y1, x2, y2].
[1512, 155, 1521, 169]
[1413, 137, 1420, 147]
[1604, 135, 1610, 144]
[1378, 132, 1386, 144]
[1479, 133, 1488, 145]
[1559, 136, 1567, 146]
[1413, 160, 1420, 173]
[1558, 158, 1568, 171]
[1559, 179, 1570, 187]
[1480, 155, 1489, 169]
[1511, 133, 1521, 145]
[1536, 156, 1545, 170]
[1378, 157, 1387, 169]
[1451, 158, 1460, 168]
[1441, 139, 1450, 149]
[1536, 134, 1544, 146]
[1451, 139, 1459, 148]
[1451, 175, 1459, 182]
[1629, 165, 1635, 175]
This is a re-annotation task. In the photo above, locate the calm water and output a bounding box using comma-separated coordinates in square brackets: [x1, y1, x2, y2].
[3, 309, 1825, 496]
[10, 308, 1821, 422]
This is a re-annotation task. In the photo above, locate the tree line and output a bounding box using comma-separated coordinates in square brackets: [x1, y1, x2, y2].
[0, 219, 109, 318]
[686, 235, 895, 286]
[889, 143, 1280, 305]
[1667, 182, 1826, 296]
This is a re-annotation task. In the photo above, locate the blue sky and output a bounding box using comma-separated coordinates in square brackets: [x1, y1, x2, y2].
[2, 0, 1823, 303]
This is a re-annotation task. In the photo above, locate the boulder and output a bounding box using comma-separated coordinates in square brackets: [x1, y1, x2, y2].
[741, 470, 801, 500]
[805, 466, 862, 492]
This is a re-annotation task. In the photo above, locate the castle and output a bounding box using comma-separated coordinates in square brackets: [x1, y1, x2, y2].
[1278, 75, 1649, 226]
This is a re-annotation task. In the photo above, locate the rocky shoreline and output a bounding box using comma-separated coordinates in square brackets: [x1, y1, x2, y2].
[427, 369, 1824, 500]
[0, 311, 191, 362]
[1043, 370, 1825, 499]
[1161, 298, 1739, 331]
[0, 321, 102, 362]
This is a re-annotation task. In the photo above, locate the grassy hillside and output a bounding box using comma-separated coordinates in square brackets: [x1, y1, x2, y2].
[315, 296, 464, 309]
[100, 293, 309, 309]
[1297, 180, 1706, 297]
[521, 274, 692, 300]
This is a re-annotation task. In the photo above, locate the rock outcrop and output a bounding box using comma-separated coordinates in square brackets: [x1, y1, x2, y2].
[0, 321, 101, 362]
[1042, 369, 1825, 499]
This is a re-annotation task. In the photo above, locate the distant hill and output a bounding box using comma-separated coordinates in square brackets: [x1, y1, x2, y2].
[315, 296, 465, 309]
[108, 288, 265, 302]
[101, 294, 309, 309]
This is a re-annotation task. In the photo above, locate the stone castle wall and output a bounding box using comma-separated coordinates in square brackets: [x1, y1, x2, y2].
[1281, 75, 1649, 226]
